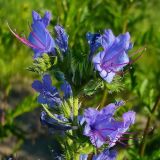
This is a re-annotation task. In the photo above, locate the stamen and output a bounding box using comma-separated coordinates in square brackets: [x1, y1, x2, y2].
[129, 47, 146, 58]
[99, 127, 117, 132]
[117, 140, 128, 146]
[100, 46, 145, 76]
[119, 137, 140, 141]
[117, 140, 135, 148]
[105, 50, 145, 76]
[129, 51, 144, 65]
[123, 131, 139, 135]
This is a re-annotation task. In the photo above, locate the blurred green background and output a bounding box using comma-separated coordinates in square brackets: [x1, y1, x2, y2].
[0, 0, 160, 159]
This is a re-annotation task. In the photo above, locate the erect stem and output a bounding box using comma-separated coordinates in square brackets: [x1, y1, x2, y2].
[88, 153, 94, 160]
[99, 85, 108, 109]
[139, 96, 160, 157]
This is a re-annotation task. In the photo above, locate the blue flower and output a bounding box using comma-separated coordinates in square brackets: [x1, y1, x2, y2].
[92, 148, 117, 160]
[92, 29, 133, 83]
[86, 32, 101, 60]
[83, 101, 135, 148]
[60, 81, 73, 99]
[55, 25, 68, 53]
[40, 111, 72, 131]
[32, 75, 73, 107]
[8, 11, 56, 58]
[32, 74, 62, 107]
[32, 10, 51, 27]
[28, 11, 56, 58]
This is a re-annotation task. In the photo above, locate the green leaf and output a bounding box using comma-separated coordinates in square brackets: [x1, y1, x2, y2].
[139, 79, 148, 97]
[60, 97, 80, 118]
[72, 98, 79, 116]
[77, 143, 93, 154]
[61, 100, 71, 118]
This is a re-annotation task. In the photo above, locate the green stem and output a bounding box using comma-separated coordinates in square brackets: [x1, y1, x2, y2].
[139, 96, 160, 157]
[100, 85, 108, 109]
[74, 153, 80, 160]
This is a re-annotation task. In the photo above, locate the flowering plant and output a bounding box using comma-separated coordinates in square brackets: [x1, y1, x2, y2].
[9, 10, 143, 160]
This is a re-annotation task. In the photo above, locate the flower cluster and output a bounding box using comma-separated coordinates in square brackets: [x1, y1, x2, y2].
[83, 102, 135, 148]
[8, 11, 68, 58]
[87, 30, 133, 83]
[9, 11, 138, 160]
[32, 74, 72, 108]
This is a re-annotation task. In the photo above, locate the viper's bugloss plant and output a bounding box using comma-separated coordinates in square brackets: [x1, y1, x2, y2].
[9, 10, 143, 160]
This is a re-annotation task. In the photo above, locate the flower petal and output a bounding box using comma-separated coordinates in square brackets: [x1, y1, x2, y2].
[32, 80, 43, 92]
[101, 103, 118, 116]
[84, 108, 99, 125]
[60, 81, 73, 99]
[42, 74, 52, 90]
[93, 148, 117, 160]
[37, 94, 47, 104]
[42, 11, 51, 27]
[103, 72, 115, 83]
[32, 11, 41, 21]
[123, 111, 135, 127]
[101, 29, 115, 49]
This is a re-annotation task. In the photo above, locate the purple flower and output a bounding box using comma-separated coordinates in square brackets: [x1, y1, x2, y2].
[60, 81, 73, 99]
[92, 29, 133, 83]
[32, 75, 73, 107]
[86, 32, 101, 60]
[8, 11, 56, 58]
[28, 11, 56, 58]
[83, 101, 135, 148]
[55, 25, 68, 53]
[40, 111, 72, 131]
[32, 74, 62, 107]
[92, 149, 117, 160]
[31, 10, 51, 27]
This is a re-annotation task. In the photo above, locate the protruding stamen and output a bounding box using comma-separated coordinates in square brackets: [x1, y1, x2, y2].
[7, 22, 44, 50]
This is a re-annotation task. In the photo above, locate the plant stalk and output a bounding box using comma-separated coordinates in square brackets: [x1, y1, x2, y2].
[100, 86, 108, 109]
[139, 96, 160, 157]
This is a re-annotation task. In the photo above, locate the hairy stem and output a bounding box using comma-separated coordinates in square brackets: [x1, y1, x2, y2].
[139, 96, 160, 157]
